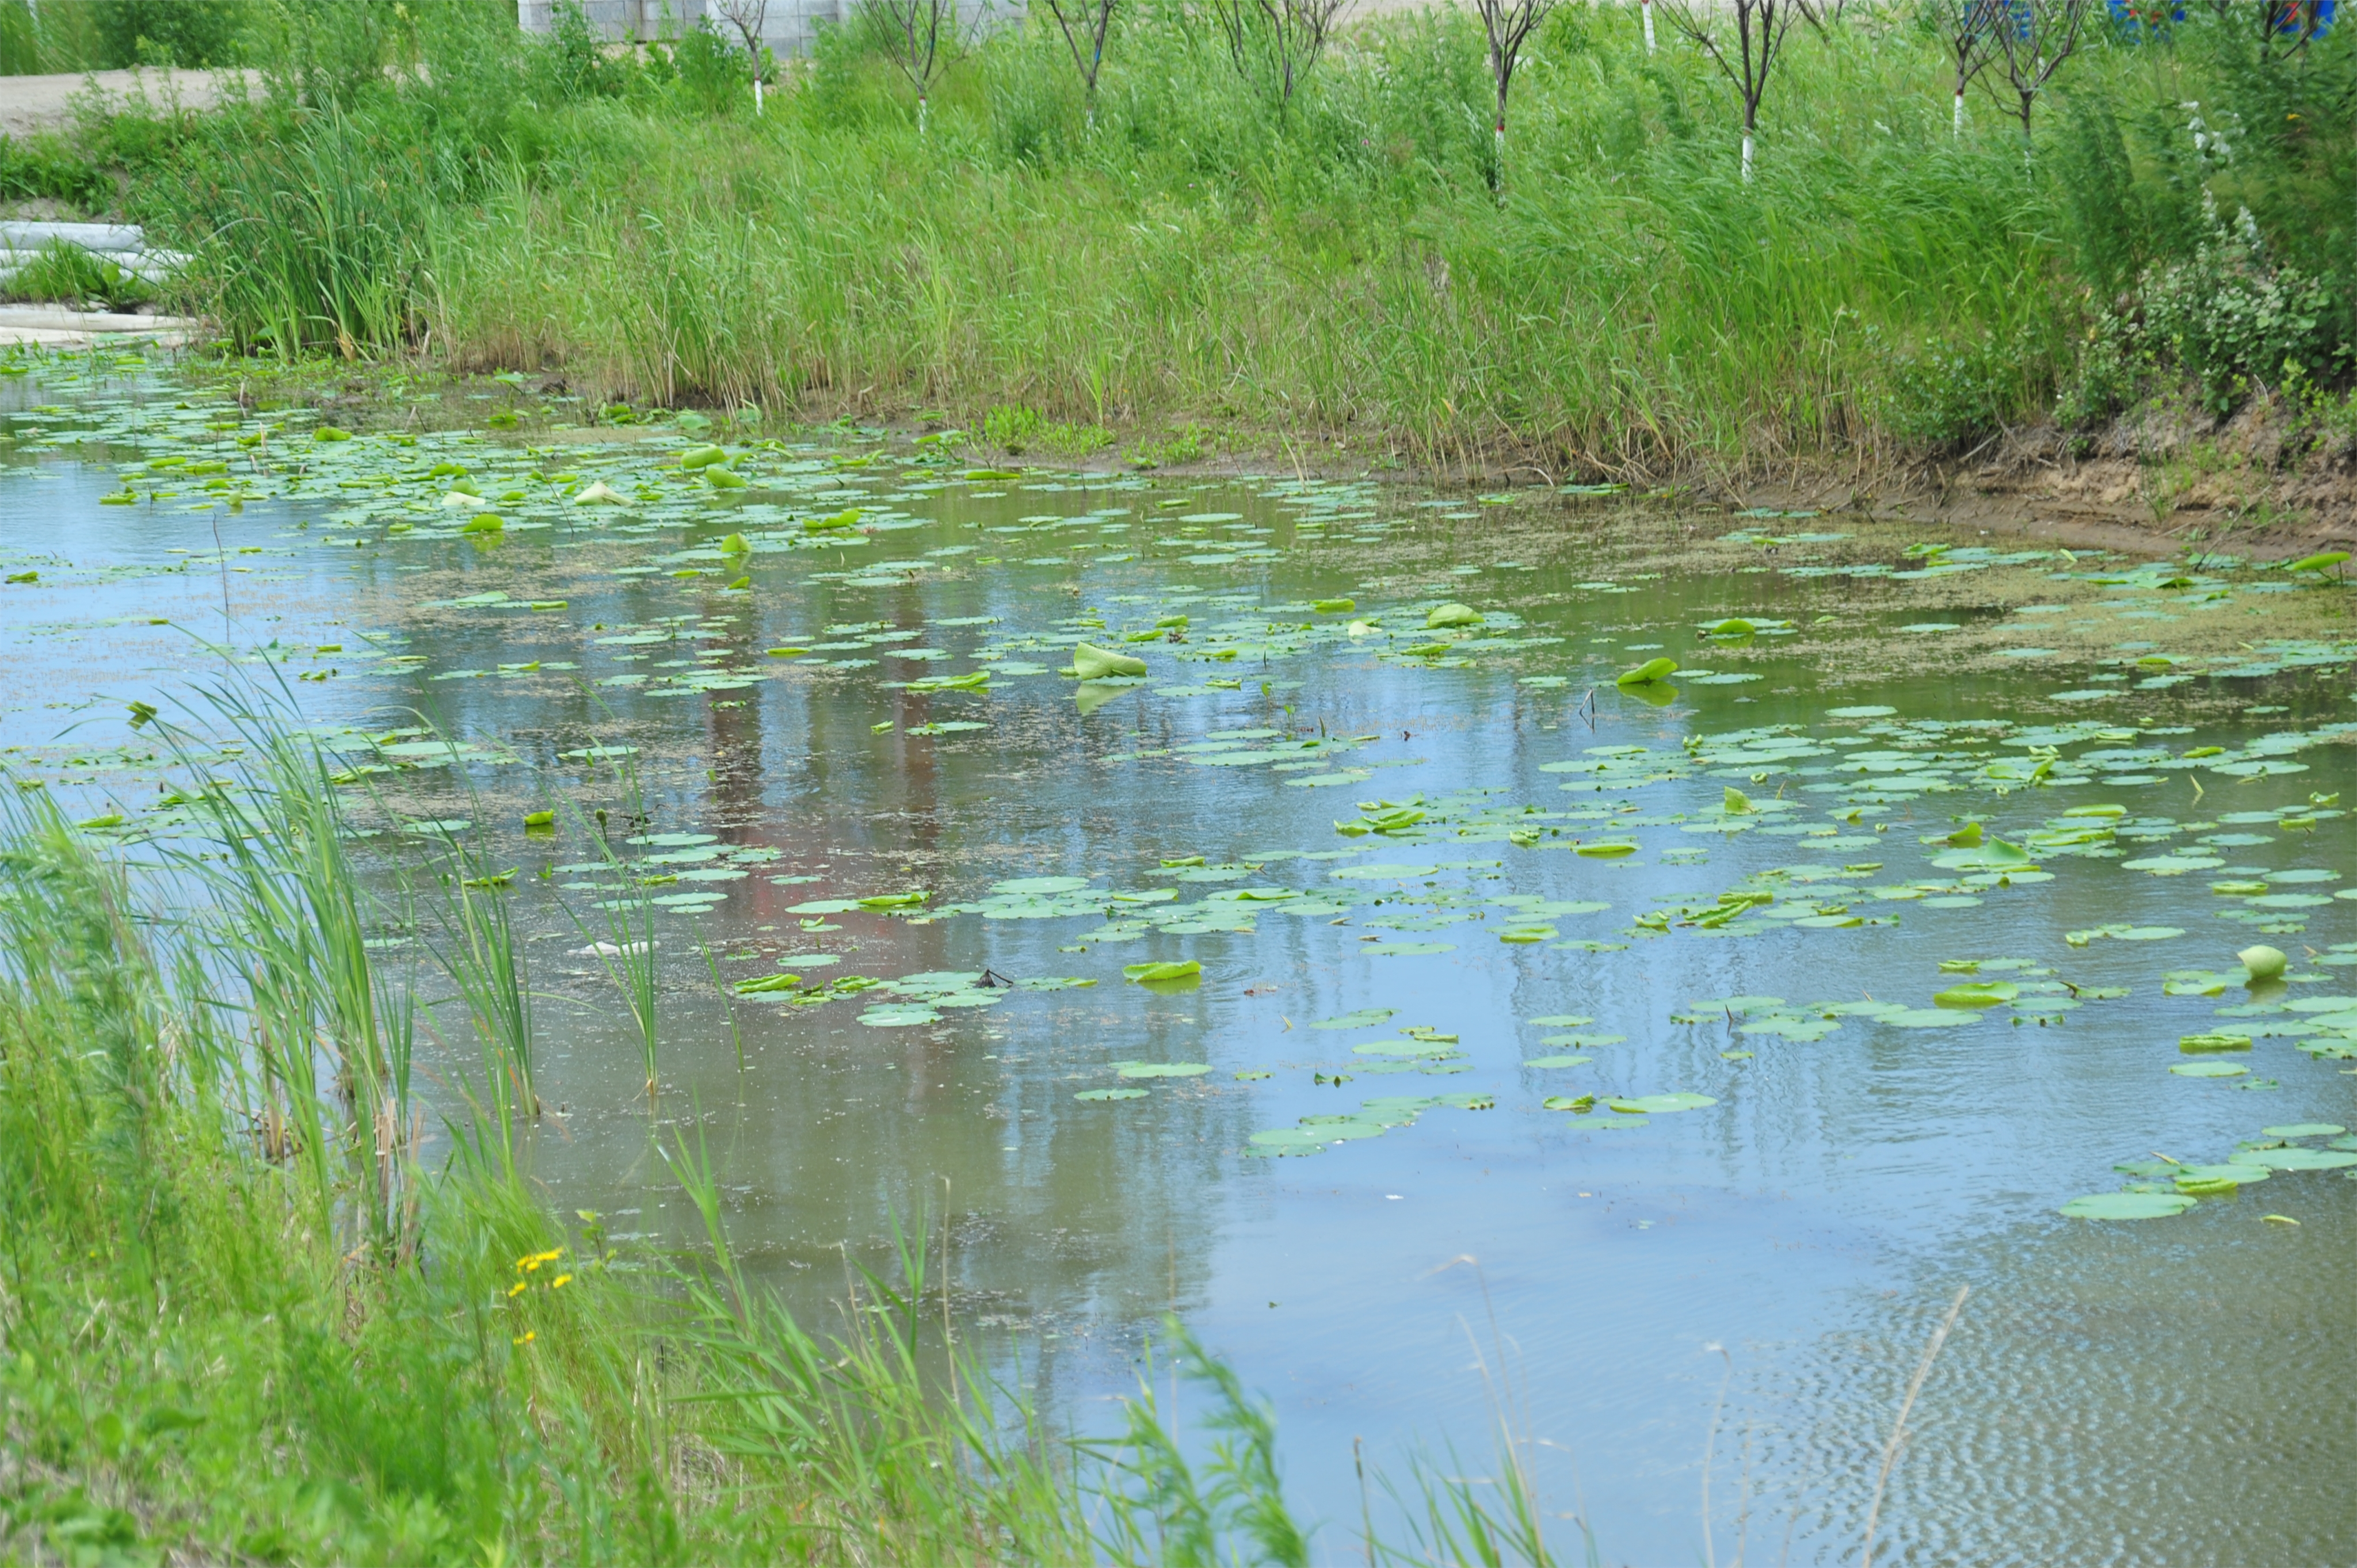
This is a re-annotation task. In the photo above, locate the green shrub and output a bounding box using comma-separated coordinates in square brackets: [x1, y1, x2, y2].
[2141, 200, 2335, 415]
[0, 131, 112, 207]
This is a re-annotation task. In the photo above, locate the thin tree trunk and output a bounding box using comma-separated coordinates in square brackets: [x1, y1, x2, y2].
[1642, 0, 1657, 51]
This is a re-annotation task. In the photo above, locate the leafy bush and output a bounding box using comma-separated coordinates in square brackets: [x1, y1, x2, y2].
[1879, 331, 2019, 451]
[0, 131, 111, 207]
[2054, 311, 2146, 433]
[2141, 200, 2335, 415]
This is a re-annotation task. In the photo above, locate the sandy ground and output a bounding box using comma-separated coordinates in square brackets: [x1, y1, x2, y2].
[0, 68, 258, 140]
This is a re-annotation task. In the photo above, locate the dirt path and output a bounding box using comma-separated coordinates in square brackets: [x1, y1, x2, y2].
[0, 68, 257, 140]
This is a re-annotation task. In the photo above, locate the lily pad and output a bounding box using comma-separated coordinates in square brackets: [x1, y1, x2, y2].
[1933, 982, 2018, 1009]
[858, 1005, 941, 1027]
[2171, 1060, 2248, 1077]
[1073, 643, 1148, 680]
[1311, 1008, 1396, 1029]
[1122, 960, 1202, 983]
[1608, 1093, 1717, 1113]
[1616, 657, 1677, 686]
[1115, 1062, 1214, 1078]
[2059, 1192, 2196, 1219]
[2229, 1146, 2357, 1171]
[2176, 1162, 2267, 1185]
[1077, 1088, 1150, 1102]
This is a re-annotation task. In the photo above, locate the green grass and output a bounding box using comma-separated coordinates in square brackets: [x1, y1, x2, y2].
[0, 699, 1587, 1565]
[25, 2, 2357, 466]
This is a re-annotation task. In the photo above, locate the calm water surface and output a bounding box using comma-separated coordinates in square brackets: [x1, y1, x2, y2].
[2, 363, 2351, 1565]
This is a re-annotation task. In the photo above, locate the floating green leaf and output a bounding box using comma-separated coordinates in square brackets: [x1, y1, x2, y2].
[1616, 657, 1677, 686]
[1879, 1008, 1981, 1028]
[1608, 1093, 1717, 1113]
[858, 1004, 940, 1027]
[2059, 1192, 2195, 1219]
[1122, 959, 1202, 983]
[2229, 1146, 2357, 1171]
[1311, 1008, 1395, 1029]
[2238, 944, 2289, 981]
[1073, 643, 1149, 680]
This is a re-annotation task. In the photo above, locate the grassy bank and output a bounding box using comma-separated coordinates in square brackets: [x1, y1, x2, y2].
[6, 0, 2355, 476]
[0, 699, 1573, 1565]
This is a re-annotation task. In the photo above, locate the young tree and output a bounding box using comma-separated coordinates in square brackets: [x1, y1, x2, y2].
[1984, 0, 2096, 139]
[1792, 0, 1849, 39]
[2259, 0, 2331, 60]
[1474, 0, 1559, 182]
[1042, 0, 1119, 126]
[861, 0, 956, 131]
[712, 0, 771, 113]
[1209, 0, 1350, 116]
[1941, 0, 2005, 134]
[1659, 0, 1797, 180]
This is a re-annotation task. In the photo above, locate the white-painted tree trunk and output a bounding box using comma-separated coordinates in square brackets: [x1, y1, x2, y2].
[1641, 0, 1656, 52]
[1741, 132, 1753, 182]
[754, 77, 765, 115]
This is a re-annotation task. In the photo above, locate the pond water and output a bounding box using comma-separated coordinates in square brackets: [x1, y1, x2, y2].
[3, 358, 2354, 1565]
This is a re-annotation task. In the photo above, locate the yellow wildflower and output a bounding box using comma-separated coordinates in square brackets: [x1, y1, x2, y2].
[506, 1280, 527, 1298]
[512, 1330, 536, 1346]
[550, 1273, 573, 1290]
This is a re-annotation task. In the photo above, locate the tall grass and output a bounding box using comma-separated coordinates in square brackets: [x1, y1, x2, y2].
[96, 0, 2350, 472]
[1, 703, 1587, 1563]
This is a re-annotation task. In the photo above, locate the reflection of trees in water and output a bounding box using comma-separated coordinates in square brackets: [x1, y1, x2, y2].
[512, 575, 1242, 1414]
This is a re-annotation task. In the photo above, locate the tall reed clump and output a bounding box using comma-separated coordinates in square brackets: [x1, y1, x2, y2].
[154, 105, 447, 360]
[0, 702, 1577, 1564]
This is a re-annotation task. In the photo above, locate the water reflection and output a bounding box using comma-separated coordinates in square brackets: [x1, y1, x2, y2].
[2, 371, 2352, 1563]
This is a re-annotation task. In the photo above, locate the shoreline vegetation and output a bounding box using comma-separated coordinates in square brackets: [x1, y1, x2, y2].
[0, 0, 2350, 530]
[0, 692, 1578, 1565]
